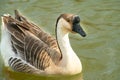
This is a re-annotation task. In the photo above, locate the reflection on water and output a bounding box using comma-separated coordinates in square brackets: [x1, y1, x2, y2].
[0, 0, 120, 80]
[3, 67, 83, 80]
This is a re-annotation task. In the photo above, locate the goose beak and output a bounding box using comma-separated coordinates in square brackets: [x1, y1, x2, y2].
[72, 23, 86, 37]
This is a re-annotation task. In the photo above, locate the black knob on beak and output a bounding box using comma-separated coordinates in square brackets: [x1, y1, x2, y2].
[73, 16, 80, 24]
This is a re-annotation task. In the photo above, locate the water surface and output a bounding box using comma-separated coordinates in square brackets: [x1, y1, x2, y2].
[0, 0, 120, 80]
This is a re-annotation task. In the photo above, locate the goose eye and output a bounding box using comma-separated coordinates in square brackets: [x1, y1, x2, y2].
[67, 19, 70, 22]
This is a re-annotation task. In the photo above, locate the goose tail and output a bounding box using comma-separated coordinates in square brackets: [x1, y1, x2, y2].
[1, 14, 16, 66]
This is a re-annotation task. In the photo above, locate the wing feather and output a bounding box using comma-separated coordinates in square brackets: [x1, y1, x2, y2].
[4, 10, 62, 72]
[8, 57, 40, 73]
[14, 10, 61, 53]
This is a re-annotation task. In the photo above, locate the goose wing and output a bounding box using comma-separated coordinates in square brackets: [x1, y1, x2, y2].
[3, 11, 62, 71]
[14, 10, 61, 53]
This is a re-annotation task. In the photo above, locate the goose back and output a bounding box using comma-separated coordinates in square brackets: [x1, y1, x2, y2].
[3, 10, 62, 72]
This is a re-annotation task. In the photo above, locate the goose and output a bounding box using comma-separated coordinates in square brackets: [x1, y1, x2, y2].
[0, 10, 86, 75]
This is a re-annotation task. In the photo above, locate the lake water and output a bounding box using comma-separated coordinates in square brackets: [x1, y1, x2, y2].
[0, 0, 120, 80]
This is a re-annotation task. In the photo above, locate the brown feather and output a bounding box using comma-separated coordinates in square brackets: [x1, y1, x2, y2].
[3, 10, 62, 72]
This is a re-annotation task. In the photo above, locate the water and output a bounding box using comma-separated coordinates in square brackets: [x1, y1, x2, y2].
[0, 0, 120, 80]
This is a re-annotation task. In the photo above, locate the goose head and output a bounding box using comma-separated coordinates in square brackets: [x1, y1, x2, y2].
[56, 14, 86, 37]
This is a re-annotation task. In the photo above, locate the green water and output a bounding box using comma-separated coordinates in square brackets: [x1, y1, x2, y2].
[0, 0, 120, 80]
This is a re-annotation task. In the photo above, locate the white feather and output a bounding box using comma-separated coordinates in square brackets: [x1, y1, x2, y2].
[57, 18, 82, 74]
[0, 16, 16, 66]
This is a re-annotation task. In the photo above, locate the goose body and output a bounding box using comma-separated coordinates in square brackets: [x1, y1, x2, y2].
[0, 10, 86, 75]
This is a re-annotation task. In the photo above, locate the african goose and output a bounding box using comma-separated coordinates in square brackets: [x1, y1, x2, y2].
[0, 10, 86, 75]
